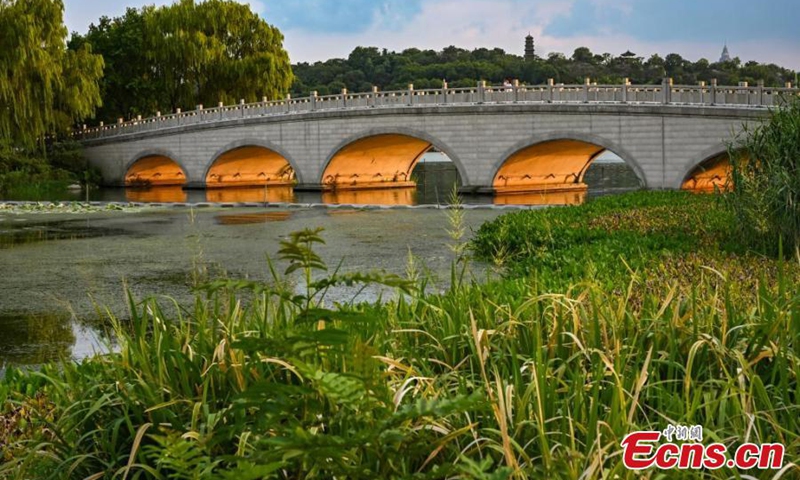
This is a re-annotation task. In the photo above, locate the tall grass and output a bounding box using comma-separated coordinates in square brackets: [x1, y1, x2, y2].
[1, 222, 798, 478]
[727, 97, 800, 256]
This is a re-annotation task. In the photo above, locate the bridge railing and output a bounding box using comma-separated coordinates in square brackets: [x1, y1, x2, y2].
[75, 79, 799, 140]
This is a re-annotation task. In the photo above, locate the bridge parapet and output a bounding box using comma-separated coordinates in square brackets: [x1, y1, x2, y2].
[76, 79, 798, 141]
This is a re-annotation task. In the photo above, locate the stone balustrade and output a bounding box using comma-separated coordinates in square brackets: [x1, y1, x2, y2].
[75, 79, 798, 141]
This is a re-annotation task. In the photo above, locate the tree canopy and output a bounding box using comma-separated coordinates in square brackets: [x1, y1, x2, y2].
[71, 0, 293, 123]
[291, 45, 797, 96]
[0, 0, 103, 149]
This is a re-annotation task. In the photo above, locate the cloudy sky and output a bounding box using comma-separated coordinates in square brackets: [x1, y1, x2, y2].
[63, 0, 800, 69]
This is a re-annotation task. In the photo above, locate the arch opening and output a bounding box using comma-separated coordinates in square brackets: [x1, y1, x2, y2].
[125, 155, 186, 187]
[681, 153, 731, 192]
[493, 139, 643, 205]
[205, 146, 295, 188]
[322, 134, 432, 191]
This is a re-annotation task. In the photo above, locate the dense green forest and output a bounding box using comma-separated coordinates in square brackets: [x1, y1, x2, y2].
[291, 45, 797, 96]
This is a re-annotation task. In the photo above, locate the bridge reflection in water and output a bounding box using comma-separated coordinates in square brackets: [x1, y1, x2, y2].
[121, 159, 643, 206]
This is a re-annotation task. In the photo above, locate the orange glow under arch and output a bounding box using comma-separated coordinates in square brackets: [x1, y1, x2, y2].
[206, 146, 295, 188]
[493, 139, 606, 194]
[322, 134, 431, 190]
[682, 154, 731, 192]
[125, 155, 186, 186]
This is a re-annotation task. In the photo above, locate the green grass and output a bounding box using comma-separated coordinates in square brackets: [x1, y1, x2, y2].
[1, 193, 798, 479]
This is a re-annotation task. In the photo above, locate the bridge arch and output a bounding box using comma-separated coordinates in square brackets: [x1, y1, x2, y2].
[320, 127, 470, 189]
[203, 139, 300, 188]
[125, 149, 188, 186]
[492, 132, 647, 194]
[678, 144, 731, 191]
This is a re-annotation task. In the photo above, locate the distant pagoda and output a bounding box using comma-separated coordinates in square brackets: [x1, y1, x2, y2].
[719, 44, 731, 63]
[525, 34, 535, 60]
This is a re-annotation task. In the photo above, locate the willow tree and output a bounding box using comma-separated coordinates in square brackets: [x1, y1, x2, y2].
[69, 8, 157, 124]
[144, 0, 293, 112]
[0, 0, 103, 150]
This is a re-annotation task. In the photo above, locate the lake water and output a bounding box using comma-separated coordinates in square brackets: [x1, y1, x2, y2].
[0, 206, 507, 369]
[0, 160, 642, 370]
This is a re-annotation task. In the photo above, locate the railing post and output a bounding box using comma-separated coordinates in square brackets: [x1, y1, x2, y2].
[371, 86, 378, 107]
[478, 80, 486, 104]
[240, 99, 245, 117]
[710, 79, 717, 106]
[286, 93, 292, 112]
[175, 109, 181, 126]
[583, 78, 590, 103]
[311, 91, 317, 111]
[408, 83, 415, 106]
[737, 81, 748, 105]
[621, 78, 629, 103]
[662, 78, 672, 104]
[218, 101, 224, 120]
[341, 88, 348, 108]
[698, 81, 706, 104]
[513, 79, 520, 103]
[547, 78, 554, 103]
[757, 80, 764, 106]
[441, 81, 448, 104]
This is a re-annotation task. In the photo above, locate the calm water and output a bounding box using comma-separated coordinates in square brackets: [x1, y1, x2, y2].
[0, 162, 642, 206]
[0, 161, 641, 370]
[0, 207, 507, 369]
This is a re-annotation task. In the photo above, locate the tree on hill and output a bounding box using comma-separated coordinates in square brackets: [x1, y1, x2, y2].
[290, 45, 796, 96]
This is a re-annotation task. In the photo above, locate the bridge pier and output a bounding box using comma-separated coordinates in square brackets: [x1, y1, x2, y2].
[294, 183, 325, 192]
[183, 181, 207, 190]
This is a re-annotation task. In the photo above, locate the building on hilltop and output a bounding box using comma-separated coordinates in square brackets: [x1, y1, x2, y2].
[525, 34, 535, 60]
[719, 44, 731, 63]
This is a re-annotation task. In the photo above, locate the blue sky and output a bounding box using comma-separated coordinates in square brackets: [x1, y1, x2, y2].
[63, 0, 800, 69]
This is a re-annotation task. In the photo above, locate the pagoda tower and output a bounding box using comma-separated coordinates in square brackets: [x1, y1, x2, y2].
[525, 34, 535, 60]
[719, 44, 731, 62]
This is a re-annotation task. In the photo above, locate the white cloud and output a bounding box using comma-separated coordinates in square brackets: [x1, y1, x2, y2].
[281, 0, 800, 69]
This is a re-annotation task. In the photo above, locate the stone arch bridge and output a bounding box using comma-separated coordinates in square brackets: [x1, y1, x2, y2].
[78, 81, 797, 197]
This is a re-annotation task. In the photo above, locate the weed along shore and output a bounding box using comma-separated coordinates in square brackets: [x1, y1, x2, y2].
[1, 190, 798, 478]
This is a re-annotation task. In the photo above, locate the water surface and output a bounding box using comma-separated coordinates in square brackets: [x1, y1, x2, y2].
[0, 207, 505, 368]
